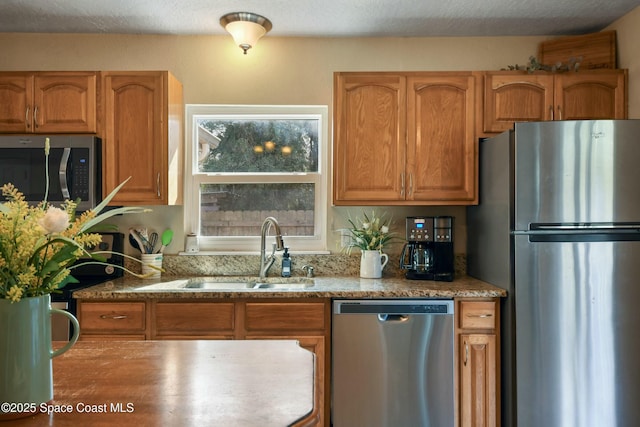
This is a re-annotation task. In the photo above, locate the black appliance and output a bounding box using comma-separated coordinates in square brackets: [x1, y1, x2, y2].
[400, 216, 454, 281]
[0, 135, 101, 212]
[51, 232, 124, 340]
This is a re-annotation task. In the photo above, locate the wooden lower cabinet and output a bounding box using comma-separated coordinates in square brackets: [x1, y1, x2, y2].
[77, 296, 498, 427]
[153, 301, 235, 339]
[76, 298, 330, 426]
[456, 298, 500, 427]
[242, 301, 329, 426]
[77, 301, 148, 339]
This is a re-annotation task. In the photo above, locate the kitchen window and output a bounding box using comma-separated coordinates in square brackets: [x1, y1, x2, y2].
[184, 105, 329, 252]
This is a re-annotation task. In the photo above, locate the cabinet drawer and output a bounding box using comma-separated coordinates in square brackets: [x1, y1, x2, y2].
[155, 302, 234, 334]
[245, 303, 326, 332]
[79, 302, 146, 332]
[459, 301, 497, 330]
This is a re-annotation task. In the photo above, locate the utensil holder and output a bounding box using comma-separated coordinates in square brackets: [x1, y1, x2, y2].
[141, 253, 163, 279]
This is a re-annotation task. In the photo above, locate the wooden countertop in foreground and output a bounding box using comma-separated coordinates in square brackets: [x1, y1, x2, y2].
[9, 340, 314, 427]
[73, 275, 507, 300]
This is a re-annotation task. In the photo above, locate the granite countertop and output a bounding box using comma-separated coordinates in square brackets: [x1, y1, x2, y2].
[73, 274, 507, 300]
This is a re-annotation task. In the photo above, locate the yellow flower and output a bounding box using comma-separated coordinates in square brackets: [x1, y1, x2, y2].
[6, 285, 24, 302]
[1, 160, 148, 302]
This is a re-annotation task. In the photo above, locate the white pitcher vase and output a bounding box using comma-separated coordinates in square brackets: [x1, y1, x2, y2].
[360, 250, 389, 279]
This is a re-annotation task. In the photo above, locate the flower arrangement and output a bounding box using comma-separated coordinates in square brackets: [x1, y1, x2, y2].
[344, 210, 397, 253]
[0, 138, 149, 303]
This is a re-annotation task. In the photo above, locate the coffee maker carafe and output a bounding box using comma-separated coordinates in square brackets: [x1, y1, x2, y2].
[400, 216, 454, 281]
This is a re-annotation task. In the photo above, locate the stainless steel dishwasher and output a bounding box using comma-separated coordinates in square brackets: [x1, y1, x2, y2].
[332, 299, 455, 427]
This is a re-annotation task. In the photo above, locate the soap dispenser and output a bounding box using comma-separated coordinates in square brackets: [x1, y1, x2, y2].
[281, 247, 292, 277]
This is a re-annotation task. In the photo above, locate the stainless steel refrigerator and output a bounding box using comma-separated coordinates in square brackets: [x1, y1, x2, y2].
[467, 119, 640, 427]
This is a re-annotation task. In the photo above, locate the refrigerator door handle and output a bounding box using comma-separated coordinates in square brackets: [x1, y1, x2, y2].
[527, 223, 640, 231]
[524, 231, 640, 243]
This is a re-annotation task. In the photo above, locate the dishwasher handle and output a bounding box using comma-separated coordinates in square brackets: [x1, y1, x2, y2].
[377, 314, 409, 322]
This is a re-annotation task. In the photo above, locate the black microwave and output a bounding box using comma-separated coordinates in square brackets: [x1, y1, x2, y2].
[0, 135, 101, 211]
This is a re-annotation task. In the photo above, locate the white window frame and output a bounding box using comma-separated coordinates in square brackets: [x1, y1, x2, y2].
[184, 104, 329, 253]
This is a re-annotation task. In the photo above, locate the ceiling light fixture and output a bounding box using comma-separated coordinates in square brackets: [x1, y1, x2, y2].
[220, 12, 272, 55]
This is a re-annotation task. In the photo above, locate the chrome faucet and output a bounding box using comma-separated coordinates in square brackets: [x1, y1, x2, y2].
[259, 217, 285, 281]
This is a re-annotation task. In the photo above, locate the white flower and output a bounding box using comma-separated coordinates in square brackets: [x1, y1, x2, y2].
[38, 206, 69, 234]
[344, 210, 397, 254]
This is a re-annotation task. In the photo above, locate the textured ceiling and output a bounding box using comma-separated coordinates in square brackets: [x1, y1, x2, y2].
[0, 0, 637, 37]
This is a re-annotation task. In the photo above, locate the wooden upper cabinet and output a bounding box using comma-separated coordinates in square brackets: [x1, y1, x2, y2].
[102, 71, 183, 205]
[0, 72, 97, 134]
[482, 70, 627, 134]
[407, 74, 477, 203]
[333, 71, 477, 206]
[483, 72, 554, 133]
[554, 71, 627, 121]
[333, 73, 406, 203]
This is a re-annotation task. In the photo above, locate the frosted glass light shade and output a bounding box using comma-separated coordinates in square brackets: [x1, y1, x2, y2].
[220, 12, 272, 55]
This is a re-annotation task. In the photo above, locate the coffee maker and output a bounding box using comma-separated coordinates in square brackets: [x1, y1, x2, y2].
[400, 216, 454, 281]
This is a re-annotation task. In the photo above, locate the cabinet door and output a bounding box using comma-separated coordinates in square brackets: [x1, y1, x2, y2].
[407, 74, 477, 203]
[247, 335, 326, 427]
[0, 74, 32, 132]
[555, 70, 627, 120]
[34, 73, 97, 133]
[333, 73, 406, 204]
[459, 334, 497, 427]
[483, 72, 554, 133]
[103, 72, 165, 204]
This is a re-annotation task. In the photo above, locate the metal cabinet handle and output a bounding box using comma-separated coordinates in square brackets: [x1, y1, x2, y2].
[464, 340, 469, 366]
[549, 105, 554, 120]
[557, 105, 562, 121]
[400, 173, 405, 197]
[34, 106, 39, 129]
[466, 313, 493, 318]
[99, 314, 128, 320]
[156, 172, 161, 198]
[25, 106, 31, 129]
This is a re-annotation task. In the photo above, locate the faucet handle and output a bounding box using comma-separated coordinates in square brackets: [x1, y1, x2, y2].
[302, 265, 315, 278]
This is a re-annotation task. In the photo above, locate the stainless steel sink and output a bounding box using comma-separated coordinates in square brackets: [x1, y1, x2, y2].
[251, 282, 315, 289]
[134, 276, 315, 291]
[184, 281, 255, 290]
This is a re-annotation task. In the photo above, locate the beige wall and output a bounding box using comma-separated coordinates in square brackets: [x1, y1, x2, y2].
[607, 5, 640, 118]
[0, 13, 637, 255]
[0, 32, 545, 105]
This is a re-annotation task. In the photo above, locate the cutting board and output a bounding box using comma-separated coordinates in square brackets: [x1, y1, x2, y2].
[538, 30, 617, 69]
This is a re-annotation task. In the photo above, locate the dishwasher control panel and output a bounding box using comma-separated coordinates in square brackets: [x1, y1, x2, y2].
[335, 301, 452, 314]
[336, 301, 453, 314]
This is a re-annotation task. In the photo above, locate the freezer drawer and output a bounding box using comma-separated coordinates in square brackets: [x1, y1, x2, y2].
[332, 300, 455, 427]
